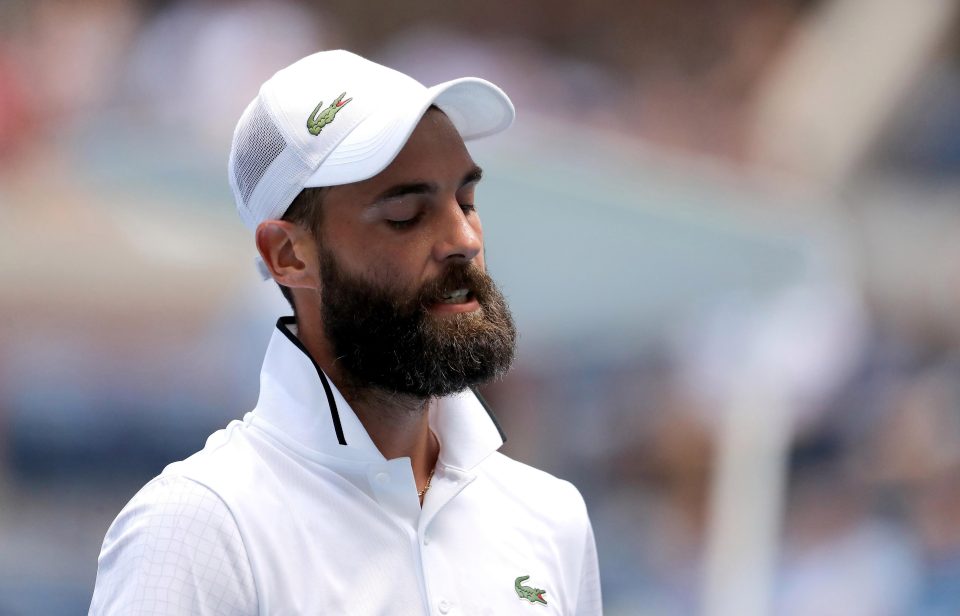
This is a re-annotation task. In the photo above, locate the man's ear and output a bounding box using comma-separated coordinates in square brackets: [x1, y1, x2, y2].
[255, 220, 319, 291]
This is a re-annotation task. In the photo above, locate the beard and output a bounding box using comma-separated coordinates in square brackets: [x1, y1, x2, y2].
[317, 245, 517, 399]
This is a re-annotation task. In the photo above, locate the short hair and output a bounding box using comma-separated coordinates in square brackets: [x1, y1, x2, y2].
[277, 187, 328, 310]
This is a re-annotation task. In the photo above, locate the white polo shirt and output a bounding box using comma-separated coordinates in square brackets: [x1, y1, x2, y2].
[90, 318, 602, 615]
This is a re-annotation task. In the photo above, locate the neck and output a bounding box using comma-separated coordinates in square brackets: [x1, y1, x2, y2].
[294, 312, 439, 487]
[339, 386, 435, 461]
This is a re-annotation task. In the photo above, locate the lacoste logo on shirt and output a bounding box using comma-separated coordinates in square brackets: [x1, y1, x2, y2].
[306, 92, 352, 135]
[514, 575, 547, 605]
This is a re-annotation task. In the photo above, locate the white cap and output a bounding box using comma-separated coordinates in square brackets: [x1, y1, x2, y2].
[228, 49, 515, 230]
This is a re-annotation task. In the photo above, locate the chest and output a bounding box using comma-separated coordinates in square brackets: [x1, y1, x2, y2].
[232, 471, 574, 616]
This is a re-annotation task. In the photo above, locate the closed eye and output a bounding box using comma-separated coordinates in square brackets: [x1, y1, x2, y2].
[387, 213, 423, 230]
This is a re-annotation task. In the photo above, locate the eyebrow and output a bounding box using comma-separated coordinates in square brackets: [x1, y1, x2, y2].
[373, 165, 484, 203]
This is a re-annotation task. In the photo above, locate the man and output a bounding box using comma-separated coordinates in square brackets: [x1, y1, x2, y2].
[90, 50, 602, 615]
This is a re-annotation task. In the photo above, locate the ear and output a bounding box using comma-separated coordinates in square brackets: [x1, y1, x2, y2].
[255, 220, 319, 291]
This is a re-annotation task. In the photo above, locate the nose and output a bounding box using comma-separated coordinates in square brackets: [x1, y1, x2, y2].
[431, 201, 482, 263]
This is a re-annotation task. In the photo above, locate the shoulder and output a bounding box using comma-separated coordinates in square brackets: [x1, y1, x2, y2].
[158, 418, 271, 502]
[90, 470, 258, 614]
[103, 474, 238, 538]
[478, 452, 590, 528]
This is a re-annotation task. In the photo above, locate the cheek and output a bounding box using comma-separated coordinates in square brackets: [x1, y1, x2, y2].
[356, 244, 427, 293]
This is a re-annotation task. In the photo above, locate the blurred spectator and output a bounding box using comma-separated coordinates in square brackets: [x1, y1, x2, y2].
[10, 0, 140, 134]
[774, 435, 920, 616]
[860, 362, 960, 614]
[122, 0, 338, 142]
[0, 43, 30, 160]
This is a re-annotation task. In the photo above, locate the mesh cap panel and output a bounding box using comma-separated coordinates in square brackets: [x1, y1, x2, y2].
[233, 100, 287, 207]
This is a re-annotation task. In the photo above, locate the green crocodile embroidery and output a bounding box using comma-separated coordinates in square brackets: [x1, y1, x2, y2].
[515, 575, 547, 605]
[306, 92, 352, 135]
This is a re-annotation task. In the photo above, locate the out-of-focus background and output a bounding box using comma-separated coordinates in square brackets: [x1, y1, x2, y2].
[2, 0, 960, 614]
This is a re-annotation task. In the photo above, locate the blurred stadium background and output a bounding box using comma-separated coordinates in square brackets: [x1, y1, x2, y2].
[3, 0, 960, 614]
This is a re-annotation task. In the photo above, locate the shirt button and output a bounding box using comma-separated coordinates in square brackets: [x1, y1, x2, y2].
[375, 472, 390, 485]
[423, 534, 431, 546]
[438, 599, 451, 614]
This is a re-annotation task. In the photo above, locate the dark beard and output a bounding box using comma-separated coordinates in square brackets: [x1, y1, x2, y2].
[318, 246, 517, 399]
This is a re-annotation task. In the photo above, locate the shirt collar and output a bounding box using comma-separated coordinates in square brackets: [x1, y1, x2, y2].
[251, 317, 505, 469]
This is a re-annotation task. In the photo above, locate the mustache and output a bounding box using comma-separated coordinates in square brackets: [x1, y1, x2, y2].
[415, 262, 494, 308]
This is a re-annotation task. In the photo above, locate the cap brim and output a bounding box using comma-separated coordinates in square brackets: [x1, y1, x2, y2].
[303, 77, 514, 188]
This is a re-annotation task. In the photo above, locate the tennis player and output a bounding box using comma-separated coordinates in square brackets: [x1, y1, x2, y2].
[90, 50, 602, 615]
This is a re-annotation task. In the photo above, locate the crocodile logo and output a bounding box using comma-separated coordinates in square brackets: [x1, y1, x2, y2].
[306, 92, 352, 135]
[514, 575, 547, 605]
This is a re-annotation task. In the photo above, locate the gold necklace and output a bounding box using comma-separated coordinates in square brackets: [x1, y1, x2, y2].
[418, 467, 436, 498]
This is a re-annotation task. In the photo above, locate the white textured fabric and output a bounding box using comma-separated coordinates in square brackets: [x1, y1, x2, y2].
[90, 319, 602, 615]
[89, 476, 256, 615]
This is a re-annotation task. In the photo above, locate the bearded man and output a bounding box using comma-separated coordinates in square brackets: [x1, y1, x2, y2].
[90, 50, 602, 615]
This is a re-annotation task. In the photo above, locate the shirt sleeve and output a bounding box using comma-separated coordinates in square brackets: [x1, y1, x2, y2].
[575, 519, 603, 615]
[89, 475, 257, 616]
